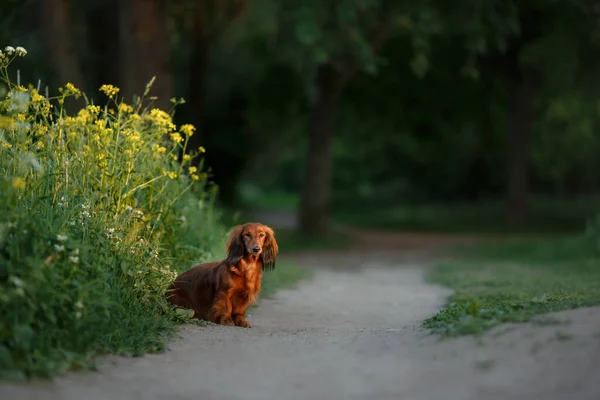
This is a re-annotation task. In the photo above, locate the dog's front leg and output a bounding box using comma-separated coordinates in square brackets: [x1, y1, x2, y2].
[209, 291, 234, 325]
[232, 301, 251, 328]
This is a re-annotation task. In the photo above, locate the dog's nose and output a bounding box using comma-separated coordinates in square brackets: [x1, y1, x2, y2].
[251, 245, 261, 253]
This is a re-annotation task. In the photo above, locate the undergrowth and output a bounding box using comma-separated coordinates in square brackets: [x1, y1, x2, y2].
[424, 235, 600, 336]
[0, 46, 228, 379]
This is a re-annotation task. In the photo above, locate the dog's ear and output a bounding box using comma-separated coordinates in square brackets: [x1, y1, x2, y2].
[225, 225, 245, 265]
[261, 225, 278, 271]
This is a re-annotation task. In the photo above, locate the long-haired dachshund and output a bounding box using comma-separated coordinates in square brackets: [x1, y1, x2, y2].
[166, 222, 278, 328]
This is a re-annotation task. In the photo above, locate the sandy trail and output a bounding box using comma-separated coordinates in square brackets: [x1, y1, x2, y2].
[2, 223, 600, 400]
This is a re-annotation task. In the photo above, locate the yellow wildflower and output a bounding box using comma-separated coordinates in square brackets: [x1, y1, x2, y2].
[199, 146, 205, 153]
[119, 103, 133, 114]
[149, 109, 176, 131]
[87, 105, 101, 114]
[170, 132, 183, 143]
[183, 154, 191, 162]
[191, 174, 199, 181]
[1, 142, 12, 149]
[166, 171, 177, 180]
[179, 124, 195, 137]
[31, 89, 44, 103]
[60, 82, 81, 98]
[77, 109, 91, 123]
[99, 84, 120, 98]
[188, 166, 197, 174]
[12, 177, 26, 190]
[152, 144, 166, 154]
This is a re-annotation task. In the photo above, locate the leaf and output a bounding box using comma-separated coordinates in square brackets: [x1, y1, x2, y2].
[409, 53, 430, 77]
[294, 19, 320, 46]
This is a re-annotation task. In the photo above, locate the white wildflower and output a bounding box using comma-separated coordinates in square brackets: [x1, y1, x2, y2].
[69, 256, 79, 264]
[9, 276, 25, 288]
[134, 210, 144, 217]
[15, 46, 27, 56]
[125, 205, 133, 212]
[75, 300, 83, 309]
[72, 248, 79, 256]
[54, 244, 65, 252]
[56, 234, 68, 242]
[4, 46, 15, 54]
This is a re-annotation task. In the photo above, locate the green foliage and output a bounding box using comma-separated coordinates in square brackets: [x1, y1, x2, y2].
[424, 236, 600, 336]
[0, 49, 227, 379]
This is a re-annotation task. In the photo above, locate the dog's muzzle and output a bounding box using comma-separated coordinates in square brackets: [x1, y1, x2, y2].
[251, 245, 261, 254]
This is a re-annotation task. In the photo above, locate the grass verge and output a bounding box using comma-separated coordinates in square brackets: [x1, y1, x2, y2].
[259, 259, 313, 300]
[424, 235, 600, 336]
[331, 196, 600, 234]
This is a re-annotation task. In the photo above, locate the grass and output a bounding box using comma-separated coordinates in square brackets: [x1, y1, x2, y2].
[271, 228, 354, 254]
[0, 50, 309, 381]
[259, 259, 313, 300]
[424, 235, 600, 337]
[332, 196, 600, 234]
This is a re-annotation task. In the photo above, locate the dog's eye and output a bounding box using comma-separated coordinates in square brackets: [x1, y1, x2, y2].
[259, 233, 265, 237]
[244, 233, 251, 237]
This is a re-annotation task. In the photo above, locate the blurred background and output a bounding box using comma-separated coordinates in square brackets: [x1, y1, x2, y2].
[5, 0, 600, 238]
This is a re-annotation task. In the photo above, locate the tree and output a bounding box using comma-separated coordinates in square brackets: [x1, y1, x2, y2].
[118, 0, 173, 111]
[275, 0, 399, 235]
[41, 0, 86, 106]
[184, 0, 247, 153]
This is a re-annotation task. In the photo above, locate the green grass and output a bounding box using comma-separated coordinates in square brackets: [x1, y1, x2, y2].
[0, 53, 232, 380]
[259, 259, 313, 300]
[332, 196, 600, 234]
[424, 235, 600, 336]
[272, 228, 354, 254]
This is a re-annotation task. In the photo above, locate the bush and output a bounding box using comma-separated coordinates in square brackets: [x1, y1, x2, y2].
[0, 46, 227, 379]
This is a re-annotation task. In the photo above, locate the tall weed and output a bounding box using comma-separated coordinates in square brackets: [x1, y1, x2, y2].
[0, 46, 227, 379]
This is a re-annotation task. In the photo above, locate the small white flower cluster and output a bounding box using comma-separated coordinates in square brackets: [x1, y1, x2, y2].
[74, 298, 83, 319]
[51, 234, 79, 264]
[105, 227, 122, 245]
[69, 247, 79, 264]
[57, 196, 68, 208]
[130, 237, 147, 255]
[74, 202, 92, 227]
[1, 46, 27, 57]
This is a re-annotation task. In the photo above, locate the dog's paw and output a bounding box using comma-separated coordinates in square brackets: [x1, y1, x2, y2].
[236, 320, 251, 328]
[219, 317, 234, 326]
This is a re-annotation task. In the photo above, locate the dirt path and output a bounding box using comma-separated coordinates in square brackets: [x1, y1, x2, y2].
[2, 220, 600, 399]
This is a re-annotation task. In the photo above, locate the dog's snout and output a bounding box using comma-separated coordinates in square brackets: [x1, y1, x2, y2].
[251, 245, 261, 253]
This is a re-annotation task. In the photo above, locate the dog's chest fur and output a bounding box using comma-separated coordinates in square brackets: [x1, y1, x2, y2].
[230, 260, 262, 301]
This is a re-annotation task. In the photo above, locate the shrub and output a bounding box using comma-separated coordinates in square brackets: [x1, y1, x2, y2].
[0, 46, 227, 379]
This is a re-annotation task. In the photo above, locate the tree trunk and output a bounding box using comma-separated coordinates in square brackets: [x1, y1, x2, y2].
[506, 70, 536, 222]
[298, 65, 346, 235]
[119, 0, 172, 111]
[85, 0, 120, 94]
[186, 2, 210, 160]
[41, 0, 86, 108]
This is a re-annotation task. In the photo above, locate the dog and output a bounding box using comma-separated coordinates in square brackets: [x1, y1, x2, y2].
[166, 222, 278, 328]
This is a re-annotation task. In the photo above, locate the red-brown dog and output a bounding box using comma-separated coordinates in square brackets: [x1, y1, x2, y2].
[166, 222, 278, 328]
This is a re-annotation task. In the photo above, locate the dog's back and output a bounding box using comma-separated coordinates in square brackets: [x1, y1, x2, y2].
[166, 261, 223, 320]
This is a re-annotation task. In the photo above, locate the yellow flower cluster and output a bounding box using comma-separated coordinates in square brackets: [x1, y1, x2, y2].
[99, 84, 120, 98]
[180, 124, 195, 137]
[149, 109, 176, 132]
